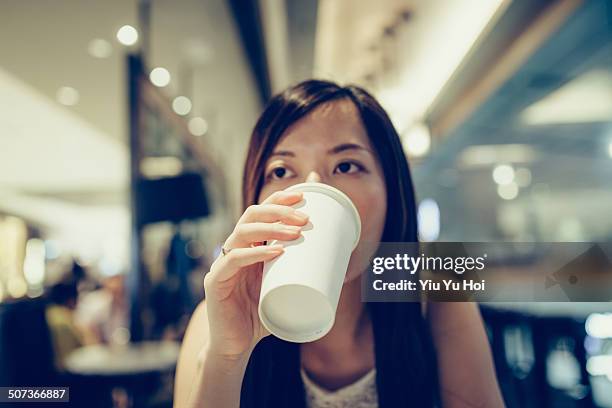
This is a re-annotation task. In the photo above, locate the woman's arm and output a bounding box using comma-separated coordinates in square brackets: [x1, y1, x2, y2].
[174, 301, 252, 408]
[427, 302, 505, 407]
[175, 192, 307, 407]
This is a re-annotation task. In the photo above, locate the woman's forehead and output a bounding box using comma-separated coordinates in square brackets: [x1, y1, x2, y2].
[276, 99, 371, 149]
[309, 98, 358, 118]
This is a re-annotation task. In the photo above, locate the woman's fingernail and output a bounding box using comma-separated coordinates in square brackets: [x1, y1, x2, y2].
[293, 210, 308, 219]
[268, 244, 284, 251]
[283, 225, 301, 232]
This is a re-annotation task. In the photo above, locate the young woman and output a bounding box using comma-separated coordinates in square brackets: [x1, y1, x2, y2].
[174, 80, 504, 407]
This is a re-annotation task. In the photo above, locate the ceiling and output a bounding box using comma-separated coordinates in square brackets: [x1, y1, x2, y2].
[0, 0, 260, 195]
[0, 0, 261, 262]
[414, 0, 612, 242]
[313, 0, 508, 131]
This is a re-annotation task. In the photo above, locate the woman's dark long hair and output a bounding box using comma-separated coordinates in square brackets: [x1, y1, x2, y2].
[240, 80, 440, 407]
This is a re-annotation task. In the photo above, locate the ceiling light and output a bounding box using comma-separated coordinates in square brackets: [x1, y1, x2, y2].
[23, 238, 45, 286]
[172, 96, 192, 116]
[587, 355, 612, 377]
[417, 198, 440, 241]
[402, 122, 431, 157]
[586, 313, 612, 339]
[459, 144, 537, 168]
[497, 182, 518, 200]
[188, 117, 208, 136]
[492, 164, 515, 185]
[88, 39, 113, 58]
[56, 86, 80, 106]
[7, 277, 27, 299]
[116, 25, 138, 46]
[149, 67, 171, 87]
[373, 0, 506, 123]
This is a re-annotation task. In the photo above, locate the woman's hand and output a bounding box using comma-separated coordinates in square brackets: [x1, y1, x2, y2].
[203, 190, 309, 359]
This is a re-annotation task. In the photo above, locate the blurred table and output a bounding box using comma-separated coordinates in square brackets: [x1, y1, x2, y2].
[65, 341, 179, 375]
[65, 341, 179, 408]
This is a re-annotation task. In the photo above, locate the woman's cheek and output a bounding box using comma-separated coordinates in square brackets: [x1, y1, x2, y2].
[342, 191, 387, 283]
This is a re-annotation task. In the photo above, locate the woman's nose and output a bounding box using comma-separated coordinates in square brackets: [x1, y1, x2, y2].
[305, 171, 322, 183]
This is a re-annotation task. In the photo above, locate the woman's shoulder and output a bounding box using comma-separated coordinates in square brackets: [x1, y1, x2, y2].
[174, 300, 209, 407]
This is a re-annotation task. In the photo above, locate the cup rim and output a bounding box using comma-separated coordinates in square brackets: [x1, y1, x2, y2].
[258, 283, 335, 343]
[284, 182, 362, 250]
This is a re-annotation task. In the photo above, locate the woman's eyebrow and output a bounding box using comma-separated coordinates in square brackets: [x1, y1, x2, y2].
[269, 143, 372, 158]
[328, 143, 372, 155]
[269, 150, 295, 158]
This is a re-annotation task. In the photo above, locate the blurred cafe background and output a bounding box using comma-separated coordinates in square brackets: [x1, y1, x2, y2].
[0, 0, 611, 407]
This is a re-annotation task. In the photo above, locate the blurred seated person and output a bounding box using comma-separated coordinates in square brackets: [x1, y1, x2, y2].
[45, 278, 84, 371]
[74, 273, 129, 345]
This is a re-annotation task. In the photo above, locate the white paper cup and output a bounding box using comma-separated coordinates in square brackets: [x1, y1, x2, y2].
[258, 182, 361, 343]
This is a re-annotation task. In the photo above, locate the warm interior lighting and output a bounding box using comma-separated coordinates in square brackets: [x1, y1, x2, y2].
[586, 313, 612, 339]
[188, 117, 209, 136]
[401, 123, 431, 157]
[149, 67, 171, 87]
[56, 86, 80, 106]
[116, 25, 139, 46]
[417, 198, 440, 241]
[492, 164, 515, 185]
[497, 182, 518, 200]
[172, 96, 192, 116]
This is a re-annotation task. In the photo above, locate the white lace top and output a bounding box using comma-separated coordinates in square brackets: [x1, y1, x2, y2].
[300, 367, 378, 408]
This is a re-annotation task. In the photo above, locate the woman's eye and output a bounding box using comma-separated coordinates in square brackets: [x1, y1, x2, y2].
[334, 161, 363, 175]
[268, 166, 294, 180]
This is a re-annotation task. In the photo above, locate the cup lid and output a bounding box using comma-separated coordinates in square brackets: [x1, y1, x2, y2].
[284, 182, 361, 250]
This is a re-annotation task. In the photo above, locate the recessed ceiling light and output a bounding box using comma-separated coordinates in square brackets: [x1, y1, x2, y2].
[188, 117, 208, 136]
[7, 277, 27, 299]
[402, 123, 431, 157]
[56, 86, 80, 106]
[172, 96, 192, 116]
[497, 182, 518, 200]
[417, 198, 440, 241]
[585, 313, 612, 339]
[149, 67, 171, 87]
[116, 25, 138, 46]
[587, 355, 612, 377]
[492, 164, 515, 185]
[88, 38, 113, 58]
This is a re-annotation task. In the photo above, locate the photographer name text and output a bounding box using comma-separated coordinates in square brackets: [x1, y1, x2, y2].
[372, 278, 486, 292]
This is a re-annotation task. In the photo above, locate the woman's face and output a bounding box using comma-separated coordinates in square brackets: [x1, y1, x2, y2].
[258, 99, 387, 283]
